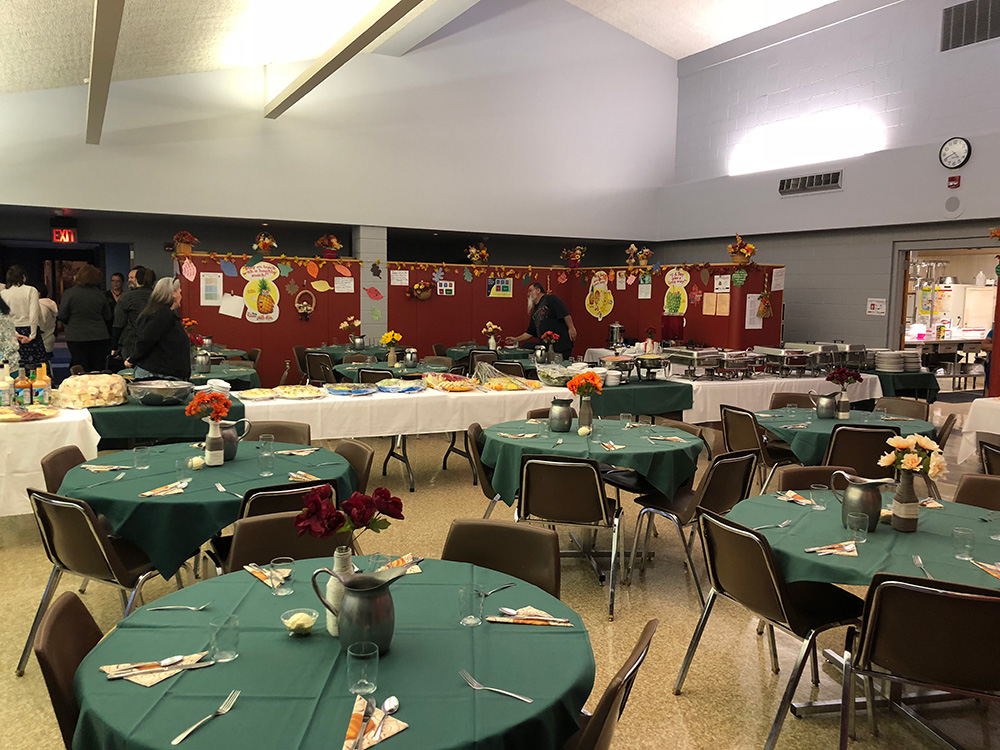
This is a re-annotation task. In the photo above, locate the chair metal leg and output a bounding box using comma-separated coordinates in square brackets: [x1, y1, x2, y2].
[123, 570, 158, 617]
[767, 624, 780, 674]
[483, 494, 499, 519]
[756, 619, 766, 636]
[673, 589, 718, 695]
[840, 643, 854, 748]
[78, 576, 90, 594]
[810, 641, 820, 686]
[761, 463, 782, 493]
[640, 512, 656, 572]
[765, 633, 817, 750]
[16, 566, 64, 676]
[674, 521, 705, 606]
[608, 514, 620, 621]
[866, 675, 877, 738]
[174, 571, 185, 590]
[626, 510, 647, 585]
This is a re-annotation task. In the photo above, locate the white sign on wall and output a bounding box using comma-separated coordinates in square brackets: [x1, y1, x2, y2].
[867, 298, 887, 316]
[714, 275, 731, 293]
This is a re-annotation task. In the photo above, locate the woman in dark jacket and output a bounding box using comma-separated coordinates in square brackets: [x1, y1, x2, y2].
[57, 264, 112, 372]
[127, 278, 191, 381]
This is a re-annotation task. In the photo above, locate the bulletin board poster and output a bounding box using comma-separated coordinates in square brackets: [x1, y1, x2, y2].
[241, 262, 280, 323]
[487, 277, 513, 298]
[663, 267, 690, 315]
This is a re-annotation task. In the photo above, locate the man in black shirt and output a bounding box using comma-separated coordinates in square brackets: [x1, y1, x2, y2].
[111, 266, 156, 362]
[506, 282, 577, 359]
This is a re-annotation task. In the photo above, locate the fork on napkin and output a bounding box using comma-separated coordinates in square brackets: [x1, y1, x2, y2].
[804, 541, 857, 556]
[374, 553, 422, 575]
[244, 563, 289, 589]
[497, 433, 539, 439]
[601, 442, 626, 452]
[342, 695, 407, 749]
[972, 561, 1000, 580]
[648, 435, 688, 442]
[486, 606, 573, 627]
[289, 470, 320, 482]
[100, 652, 209, 686]
[880, 416, 913, 421]
[775, 491, 814, 506]
[139, 481, 187, 497]
[781, 423, 812, 429]
[275, 448, 320, 456]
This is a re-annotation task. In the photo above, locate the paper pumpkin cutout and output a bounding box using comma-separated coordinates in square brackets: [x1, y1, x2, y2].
[306, 261, 319, 278]
[432, 268, 444, 283]
[246, 253, 264, 268]
[311, 280, 333, 292]
[700, 268, 711, 285]
[334, 263, 352, 277]
[221, 260, 238, 277]
[370, 308, 382, 321]
[464, 268, 474, 282]
[277, 263, 292, 277]
[370, 262, 382, 278]
[181, 258, 197, 282]
[364, 286, 384, 301]
[285, 279, 299, 295]
[732, 269, 748, 287]
[558, 272, 568, 284]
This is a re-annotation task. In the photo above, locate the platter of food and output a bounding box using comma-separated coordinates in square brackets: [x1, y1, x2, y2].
[237, 388, 277, 400]
[52, 373, 128, 409]
[0, 404, 61, 422]
[273, 385, 327, 400]
[484, 377, 542, 391]
[423, 372, 479, 392]
[326, 383, 379, 396]
[376, 378, 426, 393]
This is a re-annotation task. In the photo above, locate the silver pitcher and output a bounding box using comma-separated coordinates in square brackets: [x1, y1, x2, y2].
[193, 350, 212, 374]
[349, 333, 366, 351]
[549, 398, 574, 433]
[809, 389, 837, 420]
[312, 559, 422, 654]
[533, 345, 548, 364]
[219, 418, 252, 461]
[403, 347, 419, 367]
[830, 471, 893, 531]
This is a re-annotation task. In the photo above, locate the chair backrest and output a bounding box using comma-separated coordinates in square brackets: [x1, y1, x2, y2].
[469, 350, 498, 371]
[936, 413, 957, 451]
[519, 455, 612, 526]
[526, 406, 578, 420]
[441, 519, 561, 598]
[292, 345, 307, 380]
[358, 368, 392, 384]
[422, 356, 453, 368]
[466, 422, 499, 503]
[226, 510, 354, 573]
[244, 420, 311, 444]
[209, 354, 226, 365]
[41, 446, 86, 493]
[241, 480, 331, 519]
[342, 354, 369, 364]
[953, 474, 1000, 511]
[768, 392, 818, 410]
[433, 343, 448, 357]
[494, 361, 525, 378]
[304, 351, 336, 384]
[822, 425, 900, 478]
[694, 450, 758, 517]
[569, 619, 659, 750]
[720, 404, 765, 454]
[335, 438, 375, 495]
[857, 573, 1000, 694]
[778, 465, 855, 491]
[34, 592, 103, 750]
[875, 396, 929, 421]
[981, 441, 1000, 476]
[69, 365, 84, 376]
[247, 347, 261, 370]
[654, 417, 710, 457]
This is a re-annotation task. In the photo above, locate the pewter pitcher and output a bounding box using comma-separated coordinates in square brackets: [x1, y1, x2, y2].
[349, 334, 366, 351]
[830, 471, 893, 531]
[193, 351, 212, 374]
[548, 398, 574, 433]
[219, 418, 252, 461]
[809, 389, 837, 420]
[403, 348, 419, 367]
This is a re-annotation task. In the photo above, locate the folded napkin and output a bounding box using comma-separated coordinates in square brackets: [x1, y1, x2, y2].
[804, 541, 857, 556]
[880, 416, 913, 421]
[648, 435, 687, 442]
[756, 413, 778, 419]
[275, 448, 321, 456]
[342, 695, 407, 749]
[919, 498, 944, 508]
[376, 553, 422, 575]
[486, 606, 573, 627]
[189, 442, 205, 449]
[100, 652, 208, 687]
[289, 470, 320, 482]
[782, 423, 812, 429]
[139, 481, 186, 497]
[972, 561, 1000, 581]
[81, 464, 131, 472]
[623, 422, 643, 429]
[601, 442, 626, 452]
[776, 491, 814, 506]
[525, 419, 543, 425]
[244, 564, 289, 589]
[497, 433, 539, 439]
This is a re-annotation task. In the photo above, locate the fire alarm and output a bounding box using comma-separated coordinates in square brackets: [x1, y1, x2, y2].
[948, 175, 961, 189]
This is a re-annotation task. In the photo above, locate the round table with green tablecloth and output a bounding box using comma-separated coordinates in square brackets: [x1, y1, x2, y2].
[333, 361, 449, 382]
[204, 343, 248, 360]
[73, 558, 595, 750]
[727, 492, 1000, 587]
[481, 418, 704, 508]
[120, 365, 261, 390]
[446, 345, 537, 364]
[59, 442, 356, 577]
[310, 345, 389, 364]
[754, 407, 937, 465]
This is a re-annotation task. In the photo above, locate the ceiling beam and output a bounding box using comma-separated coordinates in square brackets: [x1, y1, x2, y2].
[369, 0, 483, 57]
[85, 0, 125, 145]
[265, 0, 427, 120]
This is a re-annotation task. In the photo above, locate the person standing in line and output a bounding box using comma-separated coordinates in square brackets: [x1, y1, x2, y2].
[126, 278, 191, 381]
[106, 272, 125, 323]
[57, 264, 112, 372]
[0, 265, 45, 372]
[111, 266, 155, 362]
[505, 282, 577, 359]
[0, 295, 21, 372]
[36, 284, 58, 362]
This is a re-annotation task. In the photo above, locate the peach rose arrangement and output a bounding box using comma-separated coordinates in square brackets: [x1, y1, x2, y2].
[878, 434, 946, 479]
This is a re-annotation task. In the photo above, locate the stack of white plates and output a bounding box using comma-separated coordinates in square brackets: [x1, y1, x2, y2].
[902, 351, 921, 372]
[875, 351, 904, 373]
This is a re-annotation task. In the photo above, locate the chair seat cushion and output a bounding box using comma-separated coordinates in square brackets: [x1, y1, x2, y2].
[601, 466, 658, 495]
[784, 581, 863, 637]
[632, 486, 700, 525]
[109, 537, 156, 587]
[764, 444, 799, 466]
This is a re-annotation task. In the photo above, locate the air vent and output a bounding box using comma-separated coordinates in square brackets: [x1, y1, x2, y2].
[778, 171, 843, 197]
[941, 0, 1000, 51]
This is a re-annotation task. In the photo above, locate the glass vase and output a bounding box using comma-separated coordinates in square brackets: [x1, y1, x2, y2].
[579, 395, 593, 430]
[891, 470, 919, 532]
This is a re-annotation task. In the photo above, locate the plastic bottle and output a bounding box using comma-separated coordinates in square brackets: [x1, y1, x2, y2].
[0, 364, 12, 407]
[13, 368, 32, 406]
[32, 364, 50, 406]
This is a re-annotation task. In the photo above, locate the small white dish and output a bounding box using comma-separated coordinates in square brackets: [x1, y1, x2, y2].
[281, 608, 319, 636]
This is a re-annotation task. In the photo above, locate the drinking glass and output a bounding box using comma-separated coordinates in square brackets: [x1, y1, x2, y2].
[638, 415, 653, 435]
[259, 433, 275, 477]
[952, 527, 975, 560]
[874, 407, 888, 420]
[785, 403, 797, 412]
[810, 483, 828, 512]
[847, 512, 868, 544]
[321, 341, 328, 348]
[347, 641, 379, 695]
[458, 584, 484, 626]
[366, 554, 390, 573]
[209, 615, 239, 662]
[269, 556, 294, 596]
[619, 413, 634, 429]
[133, 446, 150, 470]
[175, 457, 193, 484]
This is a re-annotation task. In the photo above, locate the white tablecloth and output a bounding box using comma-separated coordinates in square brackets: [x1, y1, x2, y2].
[0, 409, 101, 516]
[957, 398, 1000, 464]
[679, 375, 884, 424]
[237, 387, 573, 440]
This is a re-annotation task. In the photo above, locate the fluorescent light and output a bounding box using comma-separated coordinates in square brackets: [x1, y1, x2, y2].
[728, 106, 887, 176]
[704, 0, 840, 42]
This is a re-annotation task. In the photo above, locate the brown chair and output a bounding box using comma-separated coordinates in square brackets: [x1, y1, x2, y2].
[674, 510, 863, 750]
[778, 465, 855, 491]
[839, 574, 1000, 748]
[982, 441, 1000, 475]
[469, 350, 498, 373]
[33, 592, 103, 750]
[342, 353, 369, 364]
[562, 619, 658, 750]
[334, 438, 375, 496]
[432, 343, 448, 357]
[244, 420, 311, 444]
[17, 489, 159, 676]
[247, 347, 261, 370]
[654, 417, 712, 458]
[40, 446, 87, 493]
[292, 345, 308, 384]
[305, 351, 336, 384]
[69, 365, 85, 376]
[518, 455, 623, 620]
[441, 519, 561, 598]
[875, 396, 929, 421]
[721, 404, 799, 492]
[422, 355, 453, 369]
[821, 424, 900, 479]
[952, 474, 1000, 511]
[768, 392, 818, 410]
[935, 413, 957, 451]
[494, 361, 526, 378]
[627, 450, 757, 602]
[209, 354, 226, 365]
[359, 368, 391, 384]
[468, 422, 503, 518]
[526, 406, 578, 421]
[226, 511, 355, 572]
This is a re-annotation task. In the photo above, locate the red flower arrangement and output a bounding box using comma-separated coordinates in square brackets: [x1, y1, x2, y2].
[315, 234, 343, 259]
[567, 370, 602, 396]
[185, 391, 231, 422]
[827, 367, 863, 389]
[182, 318, 204, 347]
[294, 485, 404, 542]
[540, 331, 560, 345]
[405, 280, 433, 299]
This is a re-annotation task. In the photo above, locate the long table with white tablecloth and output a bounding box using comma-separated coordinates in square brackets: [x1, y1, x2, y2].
[957, 397, 1000, 464]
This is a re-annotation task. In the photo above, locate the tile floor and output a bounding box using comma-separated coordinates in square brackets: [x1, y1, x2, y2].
[2, 393, 997, 749]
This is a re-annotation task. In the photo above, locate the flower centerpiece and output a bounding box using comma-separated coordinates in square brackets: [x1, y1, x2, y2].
[315, 234, 343, 259]
[643, 325, 658, 354]
[340, 316, 363, 349]
[540, 331, 560, 363]
[637, 247, 652, 267]
[826, 367, 862, 419]
[560, 245, 586, 269]
[466, 242, 489, 265]
[482, 321, 502, 349]
[182, 317, 203, 348]
[252, 232, 277, 254]
[185, 391, 232, 466]
[381, 330, 402, 365]
[406, 280, 433, 300]
[727, 234, 755, 265]
[567, 371, 602, 430]
[173, 231, 199, 255]
[878, 434, 946, 532]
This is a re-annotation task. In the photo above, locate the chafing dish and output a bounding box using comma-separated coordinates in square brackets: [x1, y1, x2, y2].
[128, 380, 194, 406]
[601, 355, 636, 383]
[817, 342, 869, 370]
[663, 347, 722, 380]
[635, 353, 669, 380]
[753, 346, 810, 377]
[712, 351, 766, 380]
[783, 342, 841, 375]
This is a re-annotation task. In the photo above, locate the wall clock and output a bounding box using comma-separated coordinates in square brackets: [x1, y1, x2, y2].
[939, 137, 971, 169]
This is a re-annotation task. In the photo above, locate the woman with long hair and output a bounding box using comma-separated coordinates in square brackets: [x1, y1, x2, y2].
[127, 277, 191, 381]
[57, 264, 112, 373]
[0, 264, 45, 371]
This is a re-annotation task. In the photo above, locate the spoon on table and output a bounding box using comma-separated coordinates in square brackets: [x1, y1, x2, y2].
[551, 438, 563, 448]
[87, 471, 126, 489]
[146, 602, 213, 612]
[483, 582, 517, 598]
[372, 696, 399, 741]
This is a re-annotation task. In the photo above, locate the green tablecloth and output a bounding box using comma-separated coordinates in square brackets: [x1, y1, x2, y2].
[589, 380, 693, 417]
[481, 418, 704, 507]
[88, 398, 248, 441]
[756, 407, 936, 465]
[73, 558, 594, 750]
[59, 442, 356, 577]
[311, 345, 389, 364]
[728, 493, 1000, 587]
[875, 371, 940, 403]
[333, 361, 449, 382]
[446, 346, 536, 363]
[121, 365, 261, 390]
[205, 343, 247, 360]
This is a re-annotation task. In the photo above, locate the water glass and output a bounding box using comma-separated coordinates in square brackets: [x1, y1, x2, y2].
[874, 407, 888, 420]
[458, 583, 484, 626]
[175, 457, 193, 484]
[366, 554, 390, 573]
[209, 615, 239, 662]
[847, 512, 868, 544]
[258, 433, 275, 477]
[133, 446, 150, 470]
[952, 527, 975, 561]
[269, 556, 294, 596]
[347, 641, 379, 695]
[810, 483, 828, 512]
[321, 341, 328, 348]
[785, 403, 798, 412]
[619, 413, 634, 429]
[638, 415, 653, 436]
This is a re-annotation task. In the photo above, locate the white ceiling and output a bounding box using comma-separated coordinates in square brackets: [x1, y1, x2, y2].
[0, 0, 843, 96]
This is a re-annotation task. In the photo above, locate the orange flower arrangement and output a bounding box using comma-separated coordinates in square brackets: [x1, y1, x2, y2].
[567, 371, 602, 396]
[185, 392, 231, 422]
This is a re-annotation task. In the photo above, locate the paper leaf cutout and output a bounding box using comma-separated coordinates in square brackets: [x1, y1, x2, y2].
[558, 272, 568, 284]
[285, 279, 299, 295]
[463, 267, 474, 282]
[220, 260, 238, 277]
[306, 261, 319, 278]
[246, 253, 264, 268]
[524, 275, 533, 287]
[432, 267, 445, 283]
[364, 286, 384, 301]
[276, 263, 292, 277]
[370, 307, 382, 321]
[700, 268, 711, 285]
[334, 263, 351, 277]
[732, 269, 748, 287]
[627, 274, 637, 286]
[370, 262, 382, 278]
[181, 258, 197, 282]
[311, 280, 332, 292]
[581, 274, 589, 288]
[652, 262, 661, 273]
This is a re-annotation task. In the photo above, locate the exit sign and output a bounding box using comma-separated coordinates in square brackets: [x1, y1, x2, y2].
[52, 228, 76, 243]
